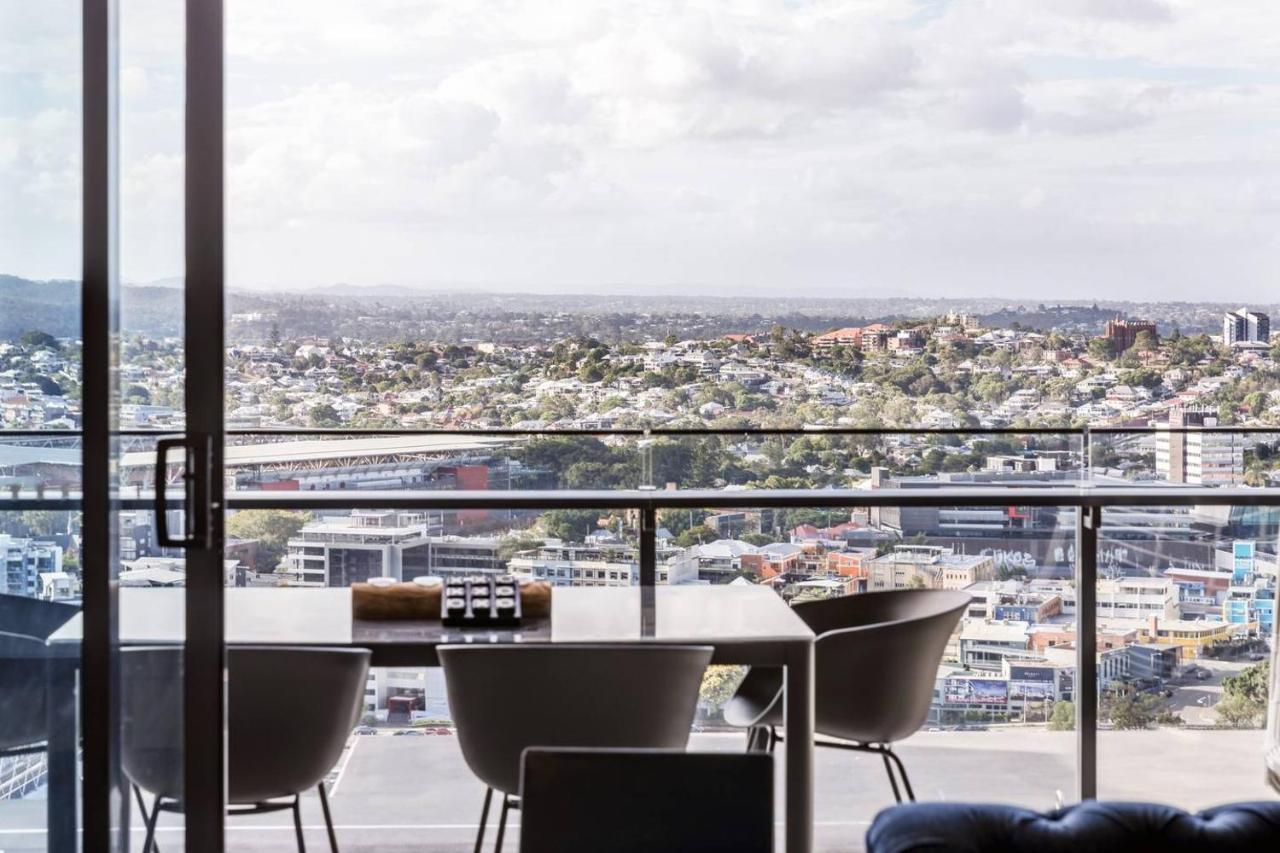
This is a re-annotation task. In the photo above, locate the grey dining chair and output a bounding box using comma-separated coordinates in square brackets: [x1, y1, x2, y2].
[519, 748, 773, 853]
[725, 589, 970, 802]
[439, 643, 715, 853]
[122, 645, 371, 853]
[0, 595, 77, 794]
[0, 631, 49, 761]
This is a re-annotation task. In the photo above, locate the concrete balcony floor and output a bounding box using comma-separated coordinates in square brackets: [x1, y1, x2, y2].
[0, 728, 1271, 853]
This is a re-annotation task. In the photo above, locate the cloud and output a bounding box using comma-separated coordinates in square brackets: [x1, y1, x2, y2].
[1050, 0, 1174, 24]
[6, 0, 1280, 301]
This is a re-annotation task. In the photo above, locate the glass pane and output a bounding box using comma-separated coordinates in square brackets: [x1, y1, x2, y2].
[118, 1, 189, 850]
[1, 2, 82, 850]
[1096, 503, 1277, 806]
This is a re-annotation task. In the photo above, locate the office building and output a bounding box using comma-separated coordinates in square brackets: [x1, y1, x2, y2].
[283, 512, 506, 586]
[866, 545, 996, 591]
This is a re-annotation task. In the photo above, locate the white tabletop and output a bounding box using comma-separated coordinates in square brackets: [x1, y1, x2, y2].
[49, 584, 813, 664]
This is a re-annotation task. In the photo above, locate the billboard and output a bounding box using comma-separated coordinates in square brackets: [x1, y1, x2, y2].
[944, 677, 1008, 706]
[1009, 680, 1053, 702]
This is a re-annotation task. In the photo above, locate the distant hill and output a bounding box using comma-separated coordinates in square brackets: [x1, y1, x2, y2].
[2, 273, 1275, 342]
[0, 275, 183, 339]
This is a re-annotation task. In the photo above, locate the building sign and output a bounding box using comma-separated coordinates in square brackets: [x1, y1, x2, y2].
[1008, 664, 1055, 683]
[944, 677, 1008, 706]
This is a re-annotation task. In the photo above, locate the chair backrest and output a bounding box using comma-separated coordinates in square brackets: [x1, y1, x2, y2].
[121, 646, 371, 803]
[519, 748, 773, 853]
[439, 644, 713, 795]
[0, 594, 76, 640]
[796, 590, 969, 744]
[0, 631, 49, 752]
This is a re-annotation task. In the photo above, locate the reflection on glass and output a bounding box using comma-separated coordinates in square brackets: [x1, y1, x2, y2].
[1097, 505, 1277, 808]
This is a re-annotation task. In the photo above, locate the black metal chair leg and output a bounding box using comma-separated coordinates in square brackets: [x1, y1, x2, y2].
[142, 794, 163, 853]
[317, 782, 339, 853]
[292, 794, 308, 853]
[884, 746, 916, 801]
[746, 725, 769, 752]
[880, 750, 903, 803]
[767, 726, 778, 754]
[494, 794, 511, 853]
[132, 786, 155, 853]
[473, 787, 493, 853]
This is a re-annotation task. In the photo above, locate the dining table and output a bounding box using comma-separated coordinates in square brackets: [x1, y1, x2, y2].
[48, 583, 817, 852]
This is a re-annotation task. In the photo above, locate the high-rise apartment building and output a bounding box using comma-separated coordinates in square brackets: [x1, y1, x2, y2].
[1154, 408, 1244, 486]
[0, 534, 63, 597]
[1223, 308, 1270, 346]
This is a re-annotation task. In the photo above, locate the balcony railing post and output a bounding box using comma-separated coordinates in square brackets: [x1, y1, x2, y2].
[1076, 503, 1101, 801]
[639, 504, 657, 587]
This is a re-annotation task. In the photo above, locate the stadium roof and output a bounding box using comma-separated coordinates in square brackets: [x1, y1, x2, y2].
[0, 445, 82, 468]
[120, 434, 515, 470]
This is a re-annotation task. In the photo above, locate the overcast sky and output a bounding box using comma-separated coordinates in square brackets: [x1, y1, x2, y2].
[4, 0, 1280, 300]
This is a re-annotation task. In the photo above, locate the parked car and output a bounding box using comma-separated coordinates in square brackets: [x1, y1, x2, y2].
[393, 729, 425, 736]
[354, 726, 377, 735]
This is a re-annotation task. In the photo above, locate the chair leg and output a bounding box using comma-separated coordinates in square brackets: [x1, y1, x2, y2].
[767, 726, 778, 754]
[292, 794, 308, 853]
[746, 725, 768, 752]
[473, 787, 493, 853]
[318, 782, 339, 853]
[883, 746, 916, 802]
[494, 794, 511, 853]
[142, 794, 163, 853]
[879, 751, 903, 803]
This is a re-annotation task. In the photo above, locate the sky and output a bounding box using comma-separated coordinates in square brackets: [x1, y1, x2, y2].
[4, 0, 1280, 300]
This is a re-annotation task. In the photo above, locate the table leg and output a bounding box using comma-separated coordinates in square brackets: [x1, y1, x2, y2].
[783, 641, 814, 853]
[46, 657, 78, 853]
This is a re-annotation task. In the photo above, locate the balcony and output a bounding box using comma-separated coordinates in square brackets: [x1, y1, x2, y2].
[2, 426, 1278, 851]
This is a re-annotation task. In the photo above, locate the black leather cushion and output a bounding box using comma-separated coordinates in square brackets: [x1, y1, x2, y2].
[866, 801, 1280, 853]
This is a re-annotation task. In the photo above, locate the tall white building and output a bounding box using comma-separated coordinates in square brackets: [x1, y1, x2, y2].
[1154, 408, 1243, 486]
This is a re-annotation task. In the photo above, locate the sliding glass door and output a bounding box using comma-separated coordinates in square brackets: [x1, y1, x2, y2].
[81, 1, 228, 851]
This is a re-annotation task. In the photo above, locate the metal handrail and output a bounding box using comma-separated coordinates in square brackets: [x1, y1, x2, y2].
[3, 425, 1280, 438]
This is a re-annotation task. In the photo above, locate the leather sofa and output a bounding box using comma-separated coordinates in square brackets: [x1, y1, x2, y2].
[866, 800, 1280, 852]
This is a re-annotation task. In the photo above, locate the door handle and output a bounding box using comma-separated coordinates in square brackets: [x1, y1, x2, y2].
[154, 434, 212, 549]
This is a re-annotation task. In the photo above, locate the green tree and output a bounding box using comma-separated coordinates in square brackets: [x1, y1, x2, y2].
[497, 534, 544, 564]
[540, 509, 601, 543]
[699, 666, 747, 717]
[224, 510, 311, 569]
[19, 329, 59, 349]
[1104, 689, 1161, 730]
[674, 526, 718, 547]
[1217, 660, 1271, 728]
[308, 403, 342, 427]
[1048, 700, 1076, 731]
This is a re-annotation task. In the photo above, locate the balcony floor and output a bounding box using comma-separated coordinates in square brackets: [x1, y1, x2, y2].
[0, 728, 1272, 852]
